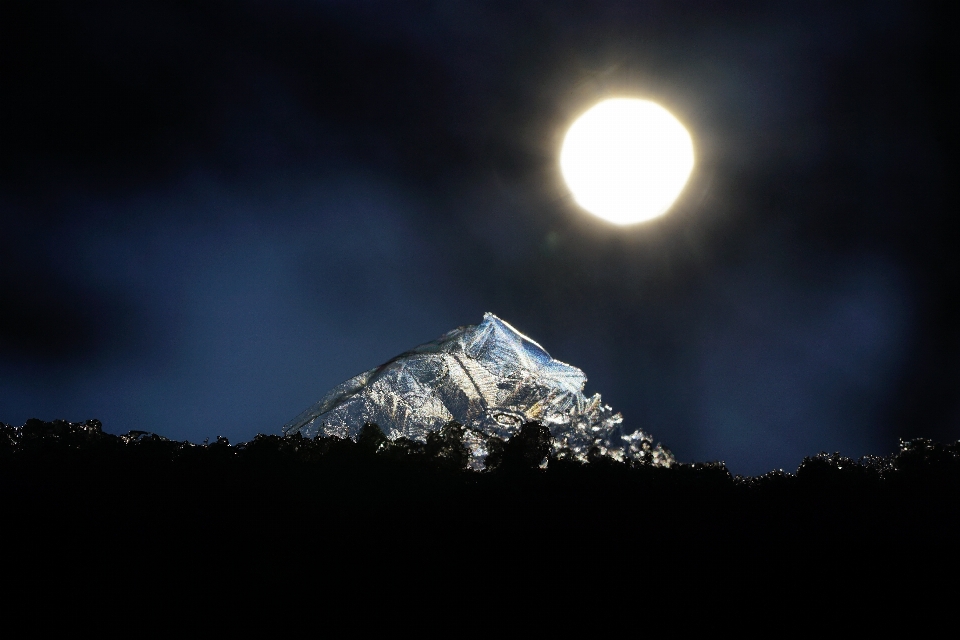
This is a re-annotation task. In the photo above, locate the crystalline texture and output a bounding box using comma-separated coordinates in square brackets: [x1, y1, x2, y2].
[283, 313, 673, 469]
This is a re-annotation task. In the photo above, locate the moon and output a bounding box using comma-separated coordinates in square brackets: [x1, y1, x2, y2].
[560, 98, 695, 225]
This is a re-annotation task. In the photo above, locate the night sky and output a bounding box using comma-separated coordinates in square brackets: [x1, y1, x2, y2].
[2, 1, 955, 475]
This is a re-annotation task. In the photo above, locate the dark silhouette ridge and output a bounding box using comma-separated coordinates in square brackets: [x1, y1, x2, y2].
[4, 417, 958, 566]
[1, 417, 955, 608]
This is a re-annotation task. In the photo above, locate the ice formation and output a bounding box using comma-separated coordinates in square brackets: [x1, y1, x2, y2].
[283, 313, 673, 469]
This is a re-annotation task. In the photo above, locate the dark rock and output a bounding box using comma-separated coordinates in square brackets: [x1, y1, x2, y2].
[1, 417, 958, 576]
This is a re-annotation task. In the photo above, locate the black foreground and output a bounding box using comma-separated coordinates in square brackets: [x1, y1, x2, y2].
[3, 418, 959, 583]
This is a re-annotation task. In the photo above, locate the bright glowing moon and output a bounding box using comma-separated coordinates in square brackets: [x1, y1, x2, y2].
[560, 98, 694, 225]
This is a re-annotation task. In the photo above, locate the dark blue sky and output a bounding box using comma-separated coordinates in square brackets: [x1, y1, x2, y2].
[2, 1, 955, 475]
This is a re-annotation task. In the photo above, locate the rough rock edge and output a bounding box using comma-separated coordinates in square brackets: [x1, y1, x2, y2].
[2, 418, 957, 481]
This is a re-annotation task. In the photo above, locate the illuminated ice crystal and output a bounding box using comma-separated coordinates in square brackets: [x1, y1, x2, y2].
[283, 313, 673, 469]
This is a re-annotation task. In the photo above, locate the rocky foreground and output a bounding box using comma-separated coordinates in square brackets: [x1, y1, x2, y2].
[3, 418, 958, 586]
